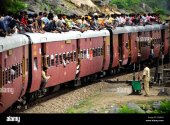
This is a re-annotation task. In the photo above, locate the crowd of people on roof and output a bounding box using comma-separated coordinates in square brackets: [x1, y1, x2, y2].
[0, 10, 163, 37]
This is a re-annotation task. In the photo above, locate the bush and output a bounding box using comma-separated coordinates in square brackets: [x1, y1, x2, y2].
[152, 100, 170, 113]
[1, 0, 27, 14]
[159, 100, 170, 113]
[119, 105, 139, 113]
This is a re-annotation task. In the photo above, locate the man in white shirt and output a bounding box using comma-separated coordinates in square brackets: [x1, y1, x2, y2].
[142, 63, 150, 97]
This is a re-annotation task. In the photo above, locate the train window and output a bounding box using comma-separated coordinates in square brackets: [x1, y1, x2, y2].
[51, 55, 55, 66]
[73, 51, 76, 61]
[70, 52, 73, 62]
[8, 68, 11, 82]
[16, 64, 19, 78]
[67, 52, 71, 62]
[80, 50, 83, 59]
[83, 50, 86, 58]
[2, 70, 5, 85]
[0, 66, 2, 86]
[98, 48, 101, 56]
[63, 53, 66, 62]
[6, 68, 10, 84]
[19, 63, 23, 76]
[99, 47, 101, 56]
[34, 57, 38, 70]
[101, 47, 103, 55]
[96, 48, 98, 56]
[5, 69, 8, 84]
[19, 63, 22, 76]
[46, 56, 50, 67]
[55, 54, 58, 65]
[59, 54, 62, 64]
[93, 48, 96, 57]
[15, 64, 18, 78]
[138, 32, 141, 37]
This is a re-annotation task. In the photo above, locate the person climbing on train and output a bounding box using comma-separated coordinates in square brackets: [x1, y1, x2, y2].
[39, 66, 51, 97]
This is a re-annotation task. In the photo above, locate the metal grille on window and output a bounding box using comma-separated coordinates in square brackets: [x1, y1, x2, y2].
[83, 50, 86, 59]
[34, 57, 38, 70]
[46, 56, 50, 67]
[51, 55, 55, 66]
[5, 69, 8, 84]
[101, 47, 103, 55]
[2, 70, 5, 85]
[0, 66, 2, 87]
[16, 64, 19, 78]
[55, 54, 58, 65]
[67, 52, 70, 62]
[8, 68, 11, 82]
[73, 51, 76, 61]
[59, 54, 62, 64]
[70, 52, 73, 62]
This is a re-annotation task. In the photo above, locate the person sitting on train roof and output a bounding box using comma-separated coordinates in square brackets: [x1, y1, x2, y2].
[0, 11, 165, 37]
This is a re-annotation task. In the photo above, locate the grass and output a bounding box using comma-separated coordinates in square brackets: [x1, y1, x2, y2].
[66, 92, 100, 113]
[119, 105, 139, 113]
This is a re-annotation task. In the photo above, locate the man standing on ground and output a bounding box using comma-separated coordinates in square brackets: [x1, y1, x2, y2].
[142, 63, 150, 97]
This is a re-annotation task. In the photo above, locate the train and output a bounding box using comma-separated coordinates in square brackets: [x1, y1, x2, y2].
[0, 23, 169, 113]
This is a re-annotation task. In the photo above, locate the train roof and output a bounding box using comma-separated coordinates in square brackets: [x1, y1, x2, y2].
[124, 26, 138, 33]
[112, 24, 169, 34]
[112, 27, 129, 34]
[0, 34, 29, 52]
[26, 30, 110, 44]
[160, 23, 169, 29]
[25, 31, 81, 43]
[80, 30, 110, 38]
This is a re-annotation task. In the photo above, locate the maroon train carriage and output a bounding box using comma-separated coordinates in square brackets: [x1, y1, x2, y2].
[25, 31, 82, 94]
[77, 30, 110, 79]
[137, 25, 153, 62]
[0, 23, 169, 113]
[150, 24, 161, 58]
[124, 26, 138, 65]
[0, 34, 29, 113]
[160, 23, 169, 56]
[112, 27, 129, 66]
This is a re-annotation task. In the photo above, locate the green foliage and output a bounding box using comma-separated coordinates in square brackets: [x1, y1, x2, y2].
[154, 8, 165, 15]
[54, 7, 63, 14]
[110, 0, 140, 9]
[151, 100, 170, 113]
[1, 0, 27, 14]
[159, 100, 170, 113]
[110, 0, 170, 20]
[119, 105, 139, 113]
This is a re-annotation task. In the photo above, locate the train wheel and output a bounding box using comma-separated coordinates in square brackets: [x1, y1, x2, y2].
[109, 69, 114, 76]
[94, 74, 98, 80]
[74, 79, 81, 87]
[51, 85, 61, 92]
[82, 77, 87, 84]
[117, 68, 120, 73]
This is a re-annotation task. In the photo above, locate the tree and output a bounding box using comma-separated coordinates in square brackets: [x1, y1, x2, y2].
[0, 0, 27, 14]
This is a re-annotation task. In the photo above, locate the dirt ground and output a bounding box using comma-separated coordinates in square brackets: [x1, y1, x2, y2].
[67, 83, 170, 113]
